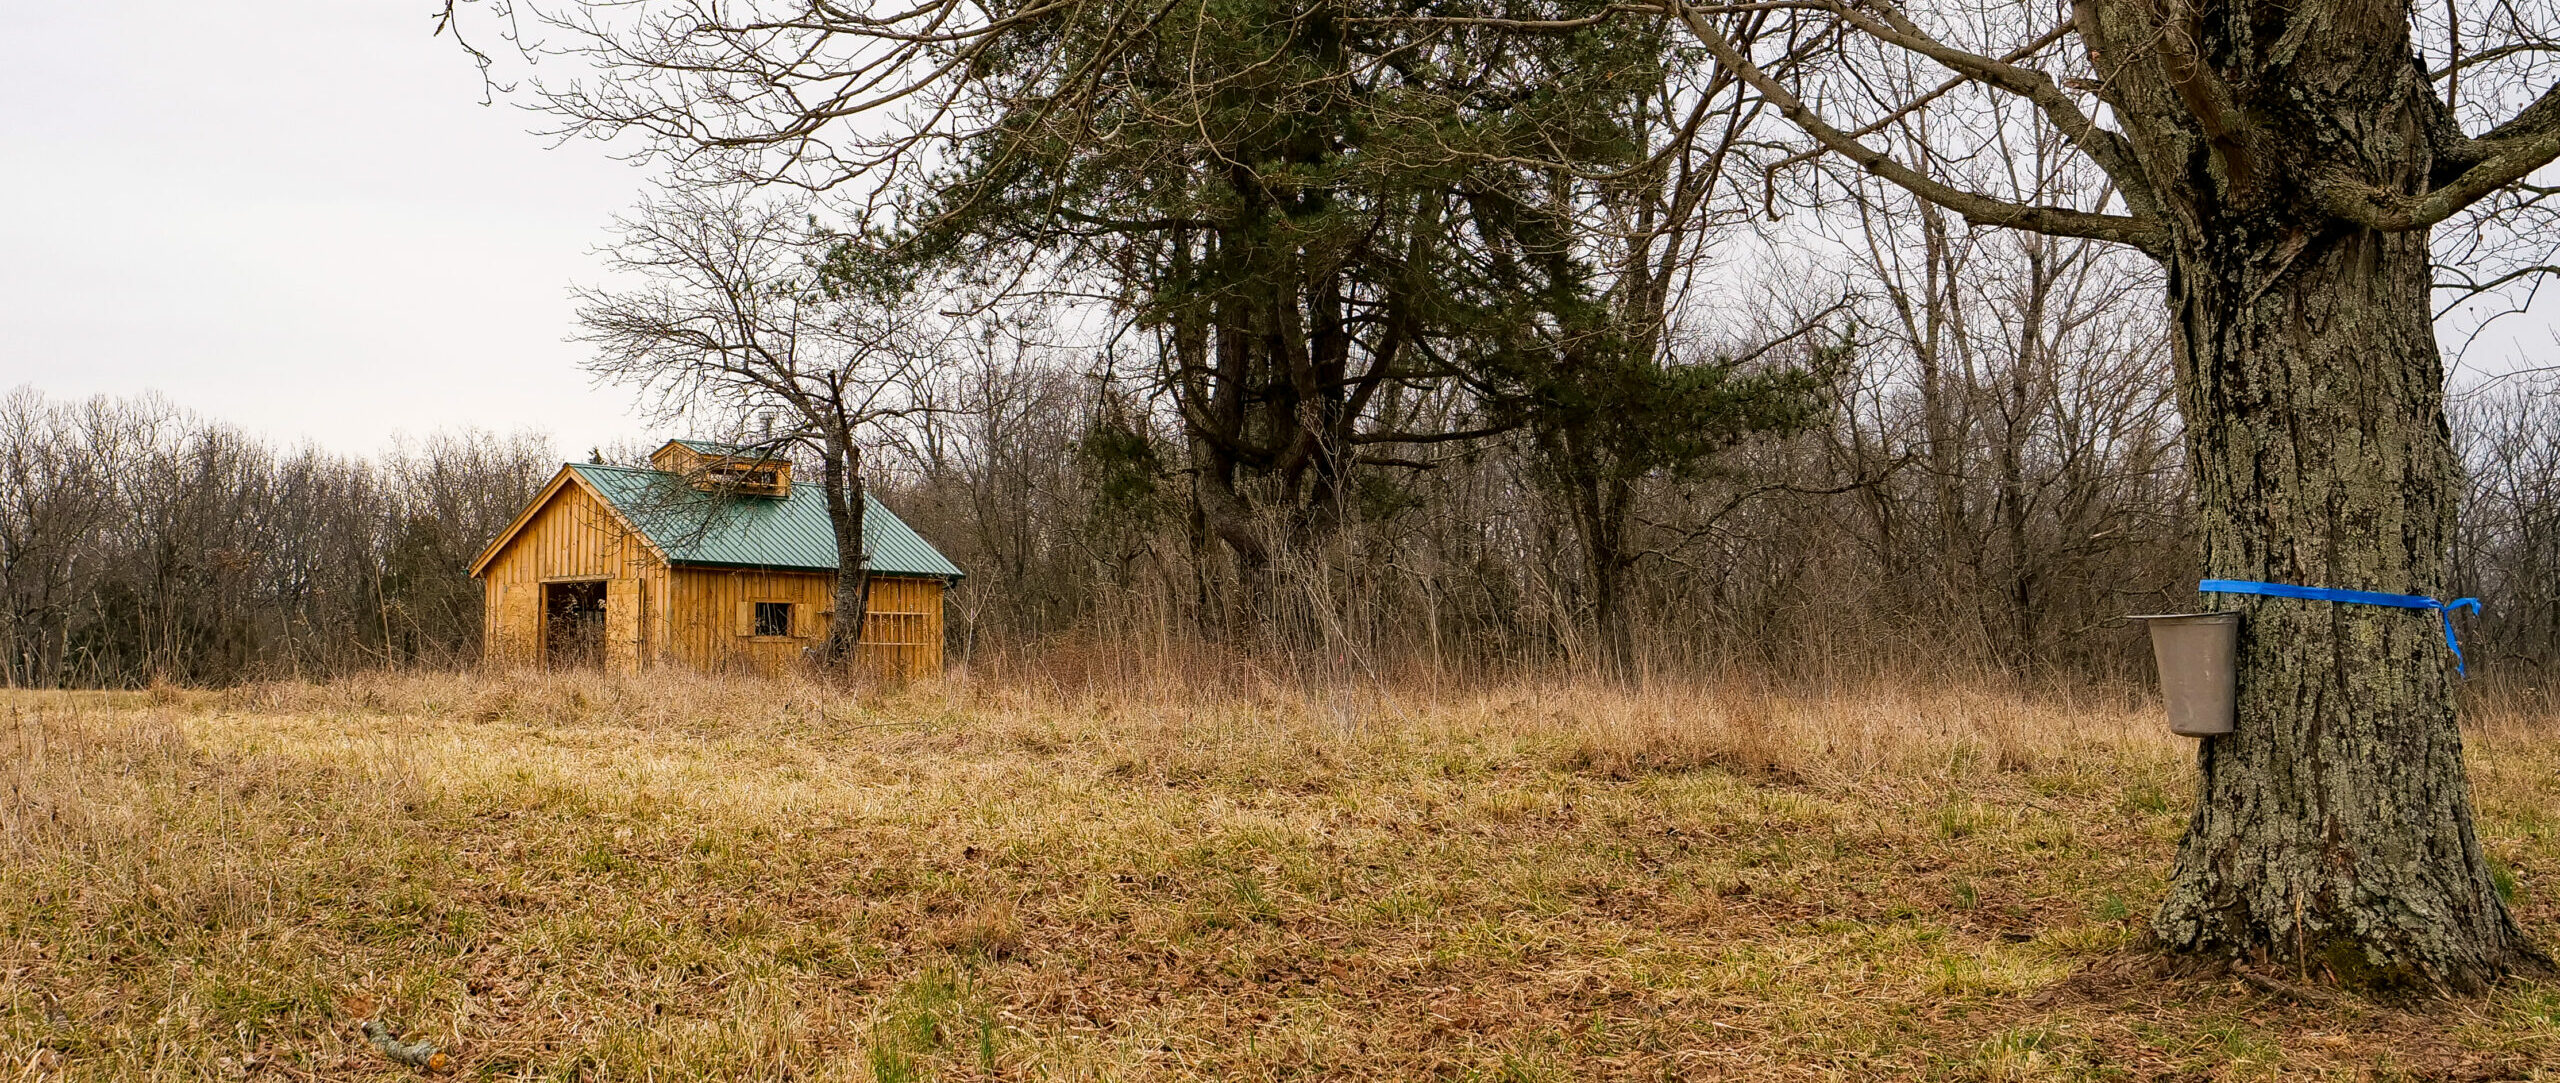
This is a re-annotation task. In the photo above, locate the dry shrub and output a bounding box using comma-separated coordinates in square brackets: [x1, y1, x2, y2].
[2457, 678, 2560, 739]
[221, 665, 915, 736]
[1468, 676, 2171, 791]
[5, 699, 196, 859]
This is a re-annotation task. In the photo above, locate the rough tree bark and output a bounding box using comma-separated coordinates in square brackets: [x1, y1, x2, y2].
[2151, 194, 2532, 992]
[1678, 0, 2560, 989]
[2085, 1, 2545, 992]
[817, 435, 871, 665]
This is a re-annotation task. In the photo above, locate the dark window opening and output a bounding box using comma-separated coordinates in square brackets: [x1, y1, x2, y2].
[754, 601, 793, 637]
[544, 580, 608, 666]
[704, 464, 785, 493]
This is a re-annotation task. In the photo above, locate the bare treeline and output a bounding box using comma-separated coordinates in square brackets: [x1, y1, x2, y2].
[2457, 374, 2560, 670]
[11, 258, 2554, 692]
[13, 244, 2559, 688]
[882, 210, 2200, 684]
[880, 219, 2560, 684]
[0, 388, 552, 687]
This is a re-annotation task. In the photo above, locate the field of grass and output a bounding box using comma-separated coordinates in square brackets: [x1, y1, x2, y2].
[4, 667, 2558, 1080]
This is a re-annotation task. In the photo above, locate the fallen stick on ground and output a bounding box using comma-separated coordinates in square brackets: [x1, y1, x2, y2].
[360, 1020, 450, 1072]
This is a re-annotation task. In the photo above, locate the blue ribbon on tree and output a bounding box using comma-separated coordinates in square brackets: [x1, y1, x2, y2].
[2197, 579, 2482, 676]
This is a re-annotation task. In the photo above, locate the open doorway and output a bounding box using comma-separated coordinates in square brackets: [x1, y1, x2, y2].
[543, 580, 608, 668]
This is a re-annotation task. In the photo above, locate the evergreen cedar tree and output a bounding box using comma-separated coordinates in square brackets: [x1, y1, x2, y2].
[443, 0, 2558, 990]
[881, 0, 1831, 658]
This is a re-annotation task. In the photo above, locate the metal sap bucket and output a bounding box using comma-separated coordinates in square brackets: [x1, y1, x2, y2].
[2130, 612, 2239, 737]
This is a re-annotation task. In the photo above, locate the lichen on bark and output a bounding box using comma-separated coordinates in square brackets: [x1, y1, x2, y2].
[2146, 211, 2540, 994]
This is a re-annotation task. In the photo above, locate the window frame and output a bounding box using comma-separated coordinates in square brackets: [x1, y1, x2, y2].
[752, 600, 795, 638]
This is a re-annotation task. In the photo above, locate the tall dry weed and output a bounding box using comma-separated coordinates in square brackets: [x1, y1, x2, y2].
[5, 666, 2556, 1079]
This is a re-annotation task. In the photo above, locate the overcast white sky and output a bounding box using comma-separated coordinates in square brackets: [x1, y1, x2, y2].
[0, 2, 654, 459]
[4, 5, 2552, 462]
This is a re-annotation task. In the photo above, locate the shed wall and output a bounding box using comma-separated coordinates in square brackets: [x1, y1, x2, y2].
[858, 577, 947, 679]
[478, 473, 950, 679]
[660, 568, 945, 678]
[479, 482, 664, 667]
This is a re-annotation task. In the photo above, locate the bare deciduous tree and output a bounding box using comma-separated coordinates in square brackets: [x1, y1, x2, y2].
[1667, 0, 2560, 988]
[0, 387, 550, 686]
[579, 191, 947, 663]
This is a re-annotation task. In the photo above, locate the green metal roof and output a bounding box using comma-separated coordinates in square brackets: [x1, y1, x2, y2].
[568, 463, 963, 579]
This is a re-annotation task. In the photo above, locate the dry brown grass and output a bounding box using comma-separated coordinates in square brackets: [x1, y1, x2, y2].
[3, 668, 2557, 1080]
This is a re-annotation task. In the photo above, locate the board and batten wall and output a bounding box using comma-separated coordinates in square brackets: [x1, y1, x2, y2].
[659, 568, 945, 678]
[480, 479, 947, 678]
[480, 483, 665, 671]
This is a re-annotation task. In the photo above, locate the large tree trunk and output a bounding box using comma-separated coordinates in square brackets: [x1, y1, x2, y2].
[818, 440, 871, 667]
[2045, 0, 2550, 992]
[1583, 472, 1636, 680]
[2147, 181, 2537, 994]
[1675, 0, 2554, 988]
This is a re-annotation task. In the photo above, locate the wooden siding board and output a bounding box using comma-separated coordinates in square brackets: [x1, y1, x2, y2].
[660, 568, 944, 677]
[606, 576, 643, 670]
[479, 468, 945, 677]
[479, 481, 671, 670]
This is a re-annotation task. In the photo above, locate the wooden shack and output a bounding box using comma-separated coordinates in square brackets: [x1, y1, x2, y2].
[470, 440, 962, 678]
